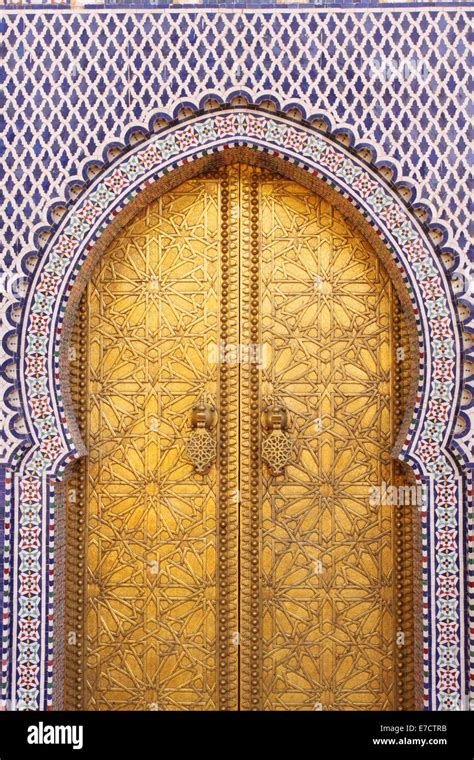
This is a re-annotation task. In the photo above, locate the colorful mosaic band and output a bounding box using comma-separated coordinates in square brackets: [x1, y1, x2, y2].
[0, 107, 462, 711]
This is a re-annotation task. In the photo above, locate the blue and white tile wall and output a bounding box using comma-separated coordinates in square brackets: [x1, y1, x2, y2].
[0, 2, 472, 708]
[2, 5, 472, 454]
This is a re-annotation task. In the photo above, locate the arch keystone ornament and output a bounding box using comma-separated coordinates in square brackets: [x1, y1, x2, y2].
[3, 105, 467, 711]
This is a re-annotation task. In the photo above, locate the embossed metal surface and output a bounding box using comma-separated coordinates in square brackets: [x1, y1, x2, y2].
[66, 163, 412, 710]
[249, 167, 409, 709]
[81, 174, 236, 710]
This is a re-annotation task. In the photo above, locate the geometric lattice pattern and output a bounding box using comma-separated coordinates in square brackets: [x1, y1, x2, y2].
[185, 429, 217, 474]
[261, 430, 295, 475]
[2, 9, 471, 246]
[1, 8, 472, 461]
[6, 106, 466, 713]
[1, 8, 471, 262]
[1, 4, 471, 715]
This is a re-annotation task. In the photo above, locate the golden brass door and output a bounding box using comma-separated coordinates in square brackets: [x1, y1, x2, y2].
[66, 163, 414, 711]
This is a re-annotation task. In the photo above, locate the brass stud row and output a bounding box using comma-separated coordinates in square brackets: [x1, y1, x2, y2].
[393, 300, 405, 711]
[248, 175, 262, 710]
[75, 298, 87, 710]
[393, 298, 414, 711]
[218, 176, 231, 709]
[64, 295, 87, 711]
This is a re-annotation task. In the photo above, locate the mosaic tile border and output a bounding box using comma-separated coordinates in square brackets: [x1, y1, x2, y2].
[1, 2, 471, 9]
[3, 106, 464, 710]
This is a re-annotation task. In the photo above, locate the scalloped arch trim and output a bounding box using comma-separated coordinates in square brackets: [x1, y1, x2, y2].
[3, 100, 470, 467]
[17, 104, 463, 480]
[7, 101, 468, 712]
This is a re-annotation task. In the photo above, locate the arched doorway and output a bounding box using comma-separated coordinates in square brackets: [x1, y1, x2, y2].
[64, 163, 415, 710]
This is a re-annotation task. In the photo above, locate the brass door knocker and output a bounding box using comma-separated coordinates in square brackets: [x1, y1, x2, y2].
[186, 396, 217, 474]
[261, 399, 295, 475]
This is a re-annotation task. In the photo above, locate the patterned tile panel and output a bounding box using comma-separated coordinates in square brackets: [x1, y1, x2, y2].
[11, 108, 464, 710]
[0, 4, 472, 712]
[1, 8, 472, 461]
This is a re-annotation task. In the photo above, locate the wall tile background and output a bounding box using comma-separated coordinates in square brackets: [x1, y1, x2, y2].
[1, 5, 471, 460]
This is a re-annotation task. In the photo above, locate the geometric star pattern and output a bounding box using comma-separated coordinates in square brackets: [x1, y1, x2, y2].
[257, 171, 411, 709]
[81, 175, 221, 710]
[66, 163, 413, 710]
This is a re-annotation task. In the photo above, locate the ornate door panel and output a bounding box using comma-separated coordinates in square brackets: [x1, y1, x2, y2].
[238, 166, 410, 710]
[66, 163, 413, 711]
[67, 171, 239, 710]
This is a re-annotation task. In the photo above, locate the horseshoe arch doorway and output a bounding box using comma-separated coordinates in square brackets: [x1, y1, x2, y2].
[64, 161, 417, 711]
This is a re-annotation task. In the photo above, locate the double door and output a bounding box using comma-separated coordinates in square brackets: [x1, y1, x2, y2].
[66, 163, 413, 711]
